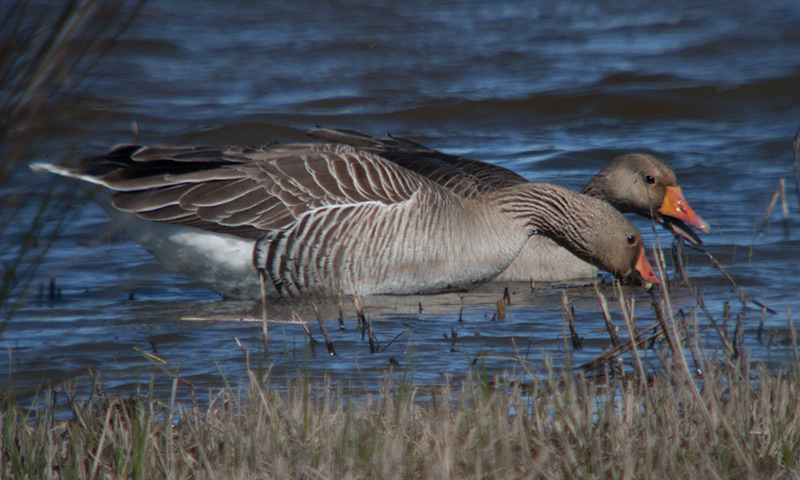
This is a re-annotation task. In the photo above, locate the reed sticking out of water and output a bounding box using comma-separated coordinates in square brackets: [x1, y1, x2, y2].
[495, 298, 506, 321]
[594, 283, 620, 347]
[3, 304, 799, 479]
[312, 302, 336, 356]
[560, 291, 583, 349]
[296, 312, 317, 357]
[761, 178, 791, 237]
[353, 292, 380, 353]
[258, 273, 270, 355]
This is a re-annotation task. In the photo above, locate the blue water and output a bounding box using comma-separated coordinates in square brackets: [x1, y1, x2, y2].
[3, 0, 800, 401]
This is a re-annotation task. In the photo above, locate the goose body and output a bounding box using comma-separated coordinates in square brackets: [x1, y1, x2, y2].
[32, 138, 658, 300]
[310, 129, 709, 283]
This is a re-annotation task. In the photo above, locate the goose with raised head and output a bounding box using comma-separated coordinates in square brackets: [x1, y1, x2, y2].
[309, 128, 709, 283]
[31, 139, 659, 300]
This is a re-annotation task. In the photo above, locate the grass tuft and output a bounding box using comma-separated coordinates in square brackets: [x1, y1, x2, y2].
[3, 319, 800, 480]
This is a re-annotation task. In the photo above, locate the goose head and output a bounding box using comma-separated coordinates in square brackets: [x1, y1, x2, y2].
[582, 153, 709, 244]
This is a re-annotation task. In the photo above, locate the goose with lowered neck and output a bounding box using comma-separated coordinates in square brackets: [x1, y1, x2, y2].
[31, 138, 659, 300]
[500, 152, 708, 282]
[309, 128, 707, 283]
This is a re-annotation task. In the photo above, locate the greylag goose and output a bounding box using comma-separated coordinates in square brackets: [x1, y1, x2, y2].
[308, 129, 708, 283]
[31, 139, 659, 300]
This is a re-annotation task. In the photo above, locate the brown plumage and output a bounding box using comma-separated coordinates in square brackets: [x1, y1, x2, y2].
[309, 128, 708, 283]
[31, 132, 660, 299]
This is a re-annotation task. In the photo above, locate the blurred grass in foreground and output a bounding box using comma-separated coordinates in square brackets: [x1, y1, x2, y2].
[2, 290, 799, 479]
[0, 0, 145, 329]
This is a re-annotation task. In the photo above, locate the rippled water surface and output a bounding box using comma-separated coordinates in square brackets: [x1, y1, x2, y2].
[4, 0, 800, 401]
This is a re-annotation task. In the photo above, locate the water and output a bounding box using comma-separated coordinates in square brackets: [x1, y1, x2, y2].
[3, 0, 800, 401]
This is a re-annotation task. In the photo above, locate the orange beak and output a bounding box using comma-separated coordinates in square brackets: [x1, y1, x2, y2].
[658, 186, 710, 234]
[634, 248, 660, 285]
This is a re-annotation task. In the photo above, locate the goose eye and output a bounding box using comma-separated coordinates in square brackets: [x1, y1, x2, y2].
[645, 175, 656, 185]
[626, 235, 637, 246]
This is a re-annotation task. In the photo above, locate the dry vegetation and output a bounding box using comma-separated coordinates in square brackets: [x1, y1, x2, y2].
[2, 287, 800, 480]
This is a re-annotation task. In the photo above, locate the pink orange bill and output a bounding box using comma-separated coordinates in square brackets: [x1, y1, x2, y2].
[658, 186, 710, 234]
[634, 249, 660, 285]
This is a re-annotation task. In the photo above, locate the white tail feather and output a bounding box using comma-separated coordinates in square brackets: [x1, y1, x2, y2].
[29, 162, 110, 188]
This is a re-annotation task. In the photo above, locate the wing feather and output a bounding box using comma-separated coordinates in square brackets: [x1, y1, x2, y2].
[86, 141, 430, 238]
[308, 128, 529, 197]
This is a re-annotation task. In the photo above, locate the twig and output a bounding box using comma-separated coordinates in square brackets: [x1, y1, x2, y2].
[449, 327, 458, 352]
[561, 291, 582, 349]
[732, 313, 744, 361]
[354, 292, 379, 353]
[648, 289, 675, 354]
[380, 330, 406, 354]
[294, 312, 317, 357]
[692, 293, 735, 355]
[496, 298, 506, 321]
[671, 238, 691, 285]
[259, 271, 269, 356]
[685, 244, 737, 289]
[578, 321, 663, 373]
[354, 291, 366, 337]
[788, 306, 799, 374]
[757, 305, 767, 345]
[312, 302, 336, 356]
[682, 311, 704, 377]
[620, 291, 647, 383]
[594, 283, 620, 347]
[760, 183, 781, 234]
[751, 298, 777, 315]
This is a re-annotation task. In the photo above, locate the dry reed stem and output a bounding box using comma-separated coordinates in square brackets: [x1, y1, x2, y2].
[671, 238, 692, 285]
[763, 185, 781, 232]
[354, 291, 365, 332]
[5, 347, 800, 479]
[312, 302, 336, 356]
[560, 291, 582, 350]
[578, 320, 663, 373]
[619, 289, 648, 386]
[496, 298, 506, 321]
[686, 243, 737, 289]
[788, 306, 799, 373]
[780, 177, 789, 221]
[648, 242, 752, 468]
[760, 178, 791, 238]
[295, 312, 317, 357]
[353, 292, 379, 353]
[594, 283, 620, 347]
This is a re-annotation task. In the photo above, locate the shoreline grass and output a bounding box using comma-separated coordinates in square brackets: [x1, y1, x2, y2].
[3, 308, 799, 479]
